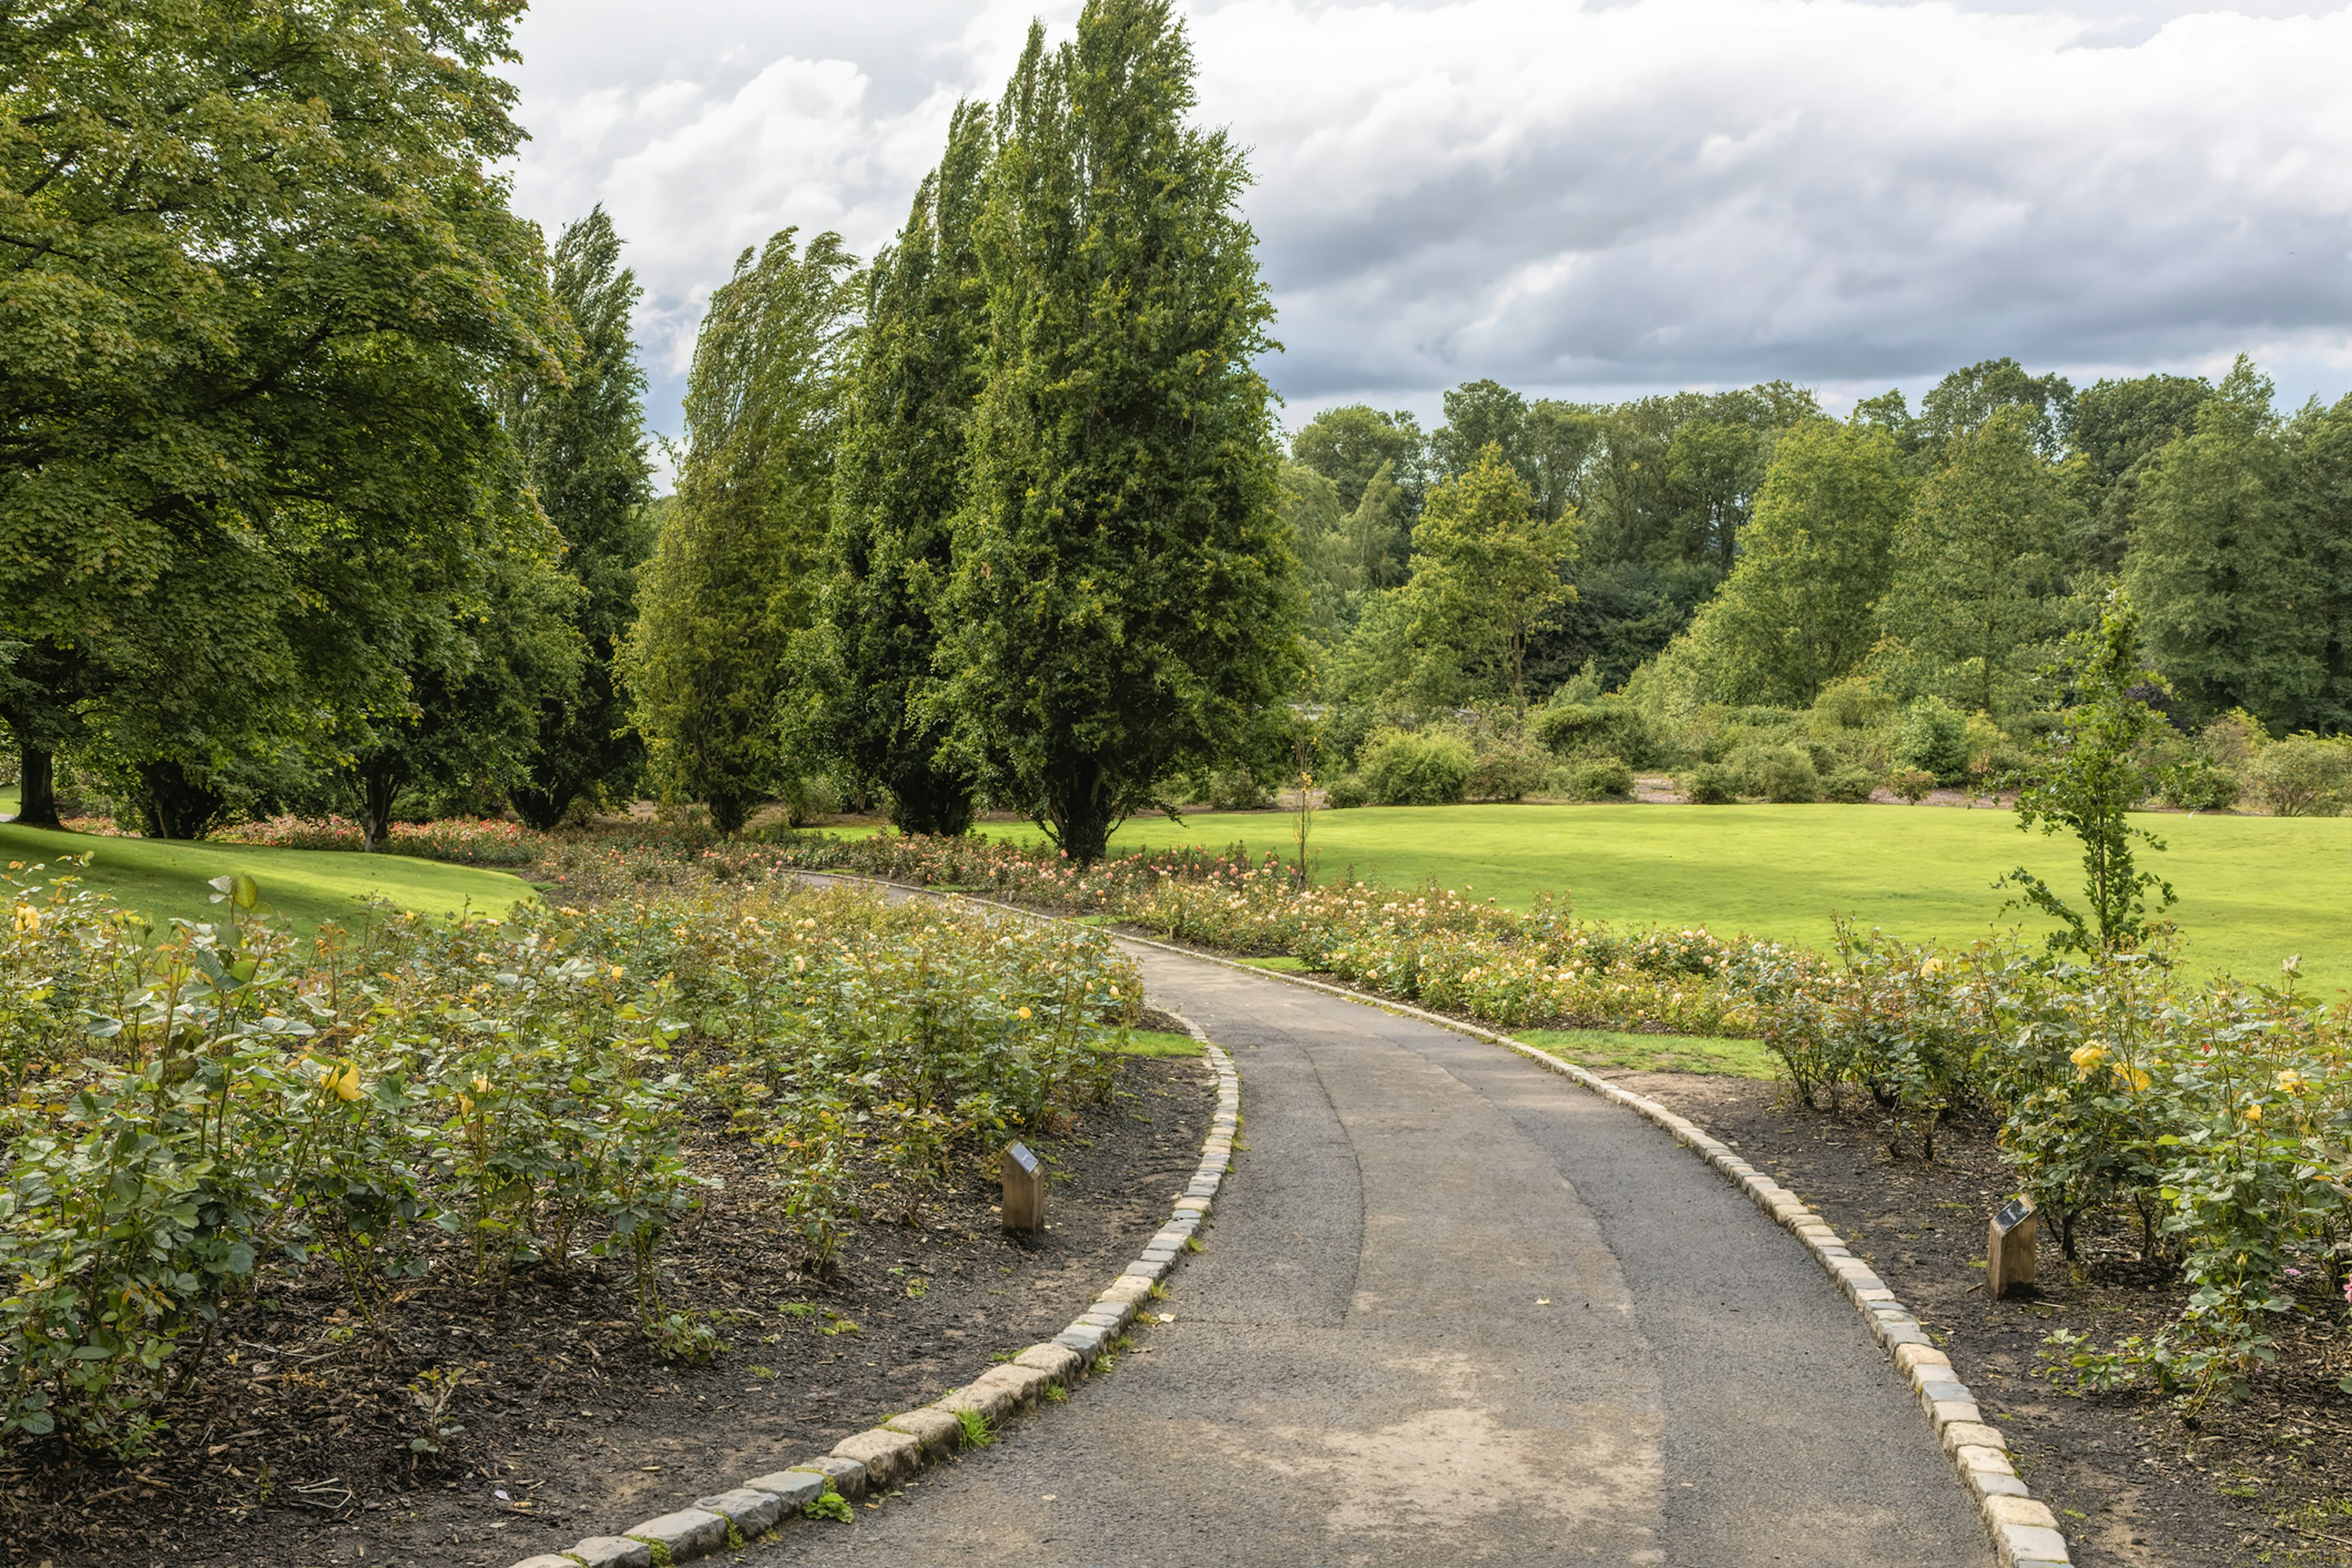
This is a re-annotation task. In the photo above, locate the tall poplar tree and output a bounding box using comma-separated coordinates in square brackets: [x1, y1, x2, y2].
[507, 208, 657, 828]
[622, 230, 858, 832]
[943, 1, 1302, 864]
[794, 104, 992, 836]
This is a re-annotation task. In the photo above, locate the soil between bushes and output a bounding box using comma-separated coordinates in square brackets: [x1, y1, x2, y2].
[1615, 1071, 2352, 1568]
[1, 1042, 1216, 1568]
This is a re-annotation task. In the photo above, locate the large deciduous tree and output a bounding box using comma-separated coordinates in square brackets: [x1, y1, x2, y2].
[1879, 404, 2071, 716]
[1662, 418, 1912, 706]
[505, 208, 657, 829]
[0, 0, 564, 831]
[2124, 360, 2335, 731]
[1400, 446, 1577, 707]
[792, 104, 991, 837]
[624, 229, 858, 833]
[944, 0, 1302, 864]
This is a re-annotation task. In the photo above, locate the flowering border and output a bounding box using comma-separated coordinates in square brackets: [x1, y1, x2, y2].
[502, 1008, 1237, 1568]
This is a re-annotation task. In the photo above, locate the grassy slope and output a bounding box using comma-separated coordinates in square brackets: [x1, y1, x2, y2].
[0, 816, 537, 931]
[990, 803, 2350, 992]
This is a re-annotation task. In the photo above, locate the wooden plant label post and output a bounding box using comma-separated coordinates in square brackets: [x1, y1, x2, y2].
[1987, 1196, 2037, 1299]
[1001, 1141, 1044, 1233]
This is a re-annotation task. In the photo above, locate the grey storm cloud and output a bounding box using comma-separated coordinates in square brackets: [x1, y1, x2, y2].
[501, 0, 2352, 443]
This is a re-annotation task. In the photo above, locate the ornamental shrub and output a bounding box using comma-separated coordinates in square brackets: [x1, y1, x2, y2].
[1682, 763, 1742, 804]
[1755, 747, 1822, 804]
[1551, 758, 1635, 802]
[1357, 728, 1473, 806]
[1324, 775, 1370, 810]
[0, 862, 1140, 1455]
[2250, 734, 2352, 817]
[1896, 697, 1971, 784]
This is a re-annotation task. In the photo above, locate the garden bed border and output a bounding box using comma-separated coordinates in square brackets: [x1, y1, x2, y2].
[500, 997, 1238, 1568]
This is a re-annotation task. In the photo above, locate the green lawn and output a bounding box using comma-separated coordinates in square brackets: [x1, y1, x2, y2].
[0, 816, 538, 932]
[1114, 1028, 1204, 1058]
[1520, 1028, 1777, 1080]
[992, 802, 2351, 992]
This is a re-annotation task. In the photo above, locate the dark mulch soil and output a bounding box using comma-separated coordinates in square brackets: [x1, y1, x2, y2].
[1615, 1071, 2352, 1568]
[3, 1050, 1215, 1568]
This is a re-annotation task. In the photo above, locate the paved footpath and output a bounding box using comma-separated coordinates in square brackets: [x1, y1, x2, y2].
[754, 934, 1990, 1568]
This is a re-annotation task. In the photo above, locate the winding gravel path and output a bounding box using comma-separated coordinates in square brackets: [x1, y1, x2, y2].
[752, 929, 1991, 1567]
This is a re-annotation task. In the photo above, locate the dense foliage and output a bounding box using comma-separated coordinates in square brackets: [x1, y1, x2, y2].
[0, 0, 580, 834]
[0, 862, 1137, 1456]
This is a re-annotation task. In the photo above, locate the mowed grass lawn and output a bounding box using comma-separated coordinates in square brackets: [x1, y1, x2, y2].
[996, 802, 2352, 993]
[1, 786, 538, 931]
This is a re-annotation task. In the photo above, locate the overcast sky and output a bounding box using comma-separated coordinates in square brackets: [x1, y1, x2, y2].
[502, 0, 2351, 469]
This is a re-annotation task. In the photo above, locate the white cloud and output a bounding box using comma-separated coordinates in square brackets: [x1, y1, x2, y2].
[502, 0, 2352, 451]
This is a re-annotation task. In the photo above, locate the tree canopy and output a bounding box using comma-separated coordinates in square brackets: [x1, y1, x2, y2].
[940, 0, 1302, 862]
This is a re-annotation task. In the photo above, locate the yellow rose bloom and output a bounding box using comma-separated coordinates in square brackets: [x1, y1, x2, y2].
[12, 903, 38, 934]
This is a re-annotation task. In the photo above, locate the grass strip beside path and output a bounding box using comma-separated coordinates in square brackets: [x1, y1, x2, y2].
[1518, 1028, 1777, 1080]
[0, 821, 538, 931]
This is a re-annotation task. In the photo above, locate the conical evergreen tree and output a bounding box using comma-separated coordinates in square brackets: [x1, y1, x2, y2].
[943, 0, 1302, 863]
[793, 104, 991, 836]
[506, 207, 657, 828]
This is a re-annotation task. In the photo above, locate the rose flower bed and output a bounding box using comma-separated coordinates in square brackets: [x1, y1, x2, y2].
[0, 861, 1206, 1566]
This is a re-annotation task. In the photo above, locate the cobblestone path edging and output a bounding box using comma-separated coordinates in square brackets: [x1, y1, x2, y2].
[500, 1008, 1239, 1568]
[1101, 926, 2074, 1568]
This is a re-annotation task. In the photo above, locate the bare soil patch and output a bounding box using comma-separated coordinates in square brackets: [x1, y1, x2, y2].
[2, 1051, 1215, 1568]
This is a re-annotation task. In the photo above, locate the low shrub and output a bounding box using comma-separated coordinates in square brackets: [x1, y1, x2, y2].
[2250, 735, 2351, 817]
[1529, 699, 1653, 766]
[1196, 769, 1272, 811]
[1551, 758, 1635, 802]
[1323, 775, 1370, 810]
[1357, 728, 1474, 806]
[1465, 737, 1549, 802]
[1754, 747, 1821, 804]
[1897, 698, 1971, 784]
[2158, 756, 2243, 812]
[1823, 766, 1879, 804]
[1681, 763, 1743, 804]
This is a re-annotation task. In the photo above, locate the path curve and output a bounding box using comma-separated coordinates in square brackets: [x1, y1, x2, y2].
[753, 927, 1991, 1567]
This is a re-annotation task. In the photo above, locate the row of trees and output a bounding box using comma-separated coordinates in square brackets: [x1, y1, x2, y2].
[624, 1, 1298, 861]
[1289, 356, 2352, 745]
[12, 0, 2341, 856]
[1, 0, 655, 840]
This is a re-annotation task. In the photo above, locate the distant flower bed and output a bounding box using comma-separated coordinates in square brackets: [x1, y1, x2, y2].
[219, 815, 540, 867]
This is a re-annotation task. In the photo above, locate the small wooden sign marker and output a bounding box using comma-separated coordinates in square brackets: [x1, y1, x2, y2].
[1001, 1141, 1044, 1233]
[1987, 1196, 2037, 1299]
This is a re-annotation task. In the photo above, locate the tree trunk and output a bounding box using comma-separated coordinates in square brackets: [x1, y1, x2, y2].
[1048, 761, 1114, 865]
[707, 791, 747, 835]
[13, 747, 61, 828]
[361, 763, 405, 853]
